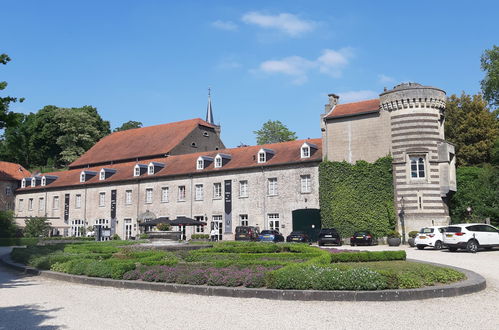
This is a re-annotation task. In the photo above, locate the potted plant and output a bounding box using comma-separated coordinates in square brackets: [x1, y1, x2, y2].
[387, 230, 401, 246]
[408, 231, 418, 247]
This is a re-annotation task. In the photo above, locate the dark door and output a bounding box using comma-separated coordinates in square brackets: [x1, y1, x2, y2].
[292, 209, 321, 241]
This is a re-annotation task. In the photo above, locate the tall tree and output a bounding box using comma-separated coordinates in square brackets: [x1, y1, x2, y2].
[0, 54, 24, 129]
[253, 120, 297, 145]
[114, 120, 143, 132]
[481, 45, 499, 108]
[445, 93, 499, 166]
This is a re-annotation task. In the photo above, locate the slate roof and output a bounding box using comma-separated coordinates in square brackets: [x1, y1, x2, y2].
[18, 138, 322, 192]
[69, 118, 216, 168]
[0, 161, 31, 181]
[325, 99, 380, 119]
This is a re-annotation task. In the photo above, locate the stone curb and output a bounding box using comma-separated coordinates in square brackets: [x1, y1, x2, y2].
[0, 254, 486, 302]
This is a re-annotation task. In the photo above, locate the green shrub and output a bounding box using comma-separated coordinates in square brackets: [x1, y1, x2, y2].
[0, 238, 39, 246]
[408, 231, 419, 238]
[139, 234, 149, 239]
[329, 250, 406, 263]
[191, 234, 209, 240]
[156, 223, 171, 231]
[387, 230, 401, 238]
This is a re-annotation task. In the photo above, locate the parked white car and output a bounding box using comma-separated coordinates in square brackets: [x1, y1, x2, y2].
[414, 226, 446, 250]
[443, 223, 499, 253]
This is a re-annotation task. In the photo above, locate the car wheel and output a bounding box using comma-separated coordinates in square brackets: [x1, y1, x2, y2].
[434, 240, 443, 250]
[448, 247, 458, 252]
[350, 242, 355, 247]
[466, 240, 479, 253]
[417, 245, 424, 250]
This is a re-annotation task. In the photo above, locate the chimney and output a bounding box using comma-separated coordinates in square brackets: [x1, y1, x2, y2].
[324, 93, 339, 113]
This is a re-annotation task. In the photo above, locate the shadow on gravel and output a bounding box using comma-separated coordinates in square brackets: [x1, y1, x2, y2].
[0, 264, 37, 289]
[0, 305, 63, 329]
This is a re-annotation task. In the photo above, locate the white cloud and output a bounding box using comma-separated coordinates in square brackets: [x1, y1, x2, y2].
[256, 48, 353, 84]
[338, 90, 379, 103]
[242, 12, 315, 37]
[212, 20, 238, 31]
[378, 74, 395, 84]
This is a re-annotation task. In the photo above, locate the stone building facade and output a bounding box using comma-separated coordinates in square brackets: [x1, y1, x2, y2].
[0, 161, 31, 212]
[321, 83, 457, 233]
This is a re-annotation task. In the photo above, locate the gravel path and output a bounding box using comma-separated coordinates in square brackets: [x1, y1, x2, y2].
[1, 245, 498, 330]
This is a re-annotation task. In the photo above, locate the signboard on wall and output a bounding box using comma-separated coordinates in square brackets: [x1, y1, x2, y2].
[110, 190, 117, 235]
[224, 180, 232, 233]
[64, 194, 70, 223]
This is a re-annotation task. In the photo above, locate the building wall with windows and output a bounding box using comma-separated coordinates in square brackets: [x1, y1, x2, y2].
[321, 83, 457, 233]
[14, 139, 321, 240]
[0, 161, 31, 212]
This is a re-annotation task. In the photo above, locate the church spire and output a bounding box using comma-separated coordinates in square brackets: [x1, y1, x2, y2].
[206, 87, 214, 125]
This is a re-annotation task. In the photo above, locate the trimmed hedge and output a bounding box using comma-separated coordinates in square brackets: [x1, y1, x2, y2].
[319, 157, 396, 238]
[0, 238, 39, 246]
[329, 250, 406, 263]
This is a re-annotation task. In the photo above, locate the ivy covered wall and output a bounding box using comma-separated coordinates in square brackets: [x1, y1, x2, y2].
[319, 156, 396, 238]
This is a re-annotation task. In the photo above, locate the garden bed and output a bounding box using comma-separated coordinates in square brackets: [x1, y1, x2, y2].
[10, 241, 465, 291]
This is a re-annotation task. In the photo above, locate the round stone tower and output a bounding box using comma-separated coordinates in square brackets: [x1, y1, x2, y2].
[380, 83, 455, 233]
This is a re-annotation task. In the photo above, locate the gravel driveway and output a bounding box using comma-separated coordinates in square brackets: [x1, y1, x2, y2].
[1, 245, 498, 330]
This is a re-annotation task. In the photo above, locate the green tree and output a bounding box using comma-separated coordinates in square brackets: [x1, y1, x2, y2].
[0, 211, 17, 238]
[445, 93, 499, 166]
[0, 112, 35, 166]
[491, 138, 499, 166]
[23, 217, 51, 238]
[114, 120, 142, 132]
[0, 54, 24, 129]
[449, 166, 499, 227]
[481, 45, 499, 108]
[253, 120, 297, 145]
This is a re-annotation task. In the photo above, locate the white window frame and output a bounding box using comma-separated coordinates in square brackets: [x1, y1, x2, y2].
[300, 174, 311, 193]
[80, 172, 86, 183]
[214, 156, 222, 168]
[39, 197, 45, 211]
[125, 190, 132, 205]
[301, 145, 310, 158]
[41, 177, 46, 186]
[258, 151, 266, 163]
[28, 198, 33, 211]
[99, 169, 106, 180]
[178, 186, 186, 201]
[19, 199, 24, 211]
[98, 192, 105, 207]
[268, 178, 278, 196]
[75, 194, 82, 209]
[134, 165, 141, 177]
[240, 214, 249, 227]
[195, 184, 204, 201]
[268, 213, 280, 231]
[409, 155, 426, 179]
[196, 157, 204, 170]
[213, 183, 222, 199]
[21, 178, 26, 188]
[31, 178, 36, 187]
[239, 180, 248, 198]
[145, 188, 153, 204]
[148, 164, 155, 175]
[161, 187, 169, 203]
[53, 196, 60, 210]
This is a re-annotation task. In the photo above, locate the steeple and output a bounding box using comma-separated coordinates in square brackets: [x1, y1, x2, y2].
[206, 87, 214, 125]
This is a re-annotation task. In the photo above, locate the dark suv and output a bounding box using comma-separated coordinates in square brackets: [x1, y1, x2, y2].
[235, 226, 260, 241]
[318, 228, 342, 246]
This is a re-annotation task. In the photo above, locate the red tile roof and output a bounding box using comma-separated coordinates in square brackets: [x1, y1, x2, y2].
[19, 138, 322, 192]
[325, 99, 380, 119]
[69, 118, 216, 168]
[0, 161, 31, 181]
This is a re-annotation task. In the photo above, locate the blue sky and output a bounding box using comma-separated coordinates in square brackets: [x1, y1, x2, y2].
[2, 0, 498, 147]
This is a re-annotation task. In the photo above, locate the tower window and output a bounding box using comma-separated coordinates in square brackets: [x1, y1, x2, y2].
[410, 156, 426, 178]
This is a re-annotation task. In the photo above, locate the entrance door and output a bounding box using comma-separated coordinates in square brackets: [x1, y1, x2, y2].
[212, 215, 223, 240]
[292, 209, 321, 241]
[124, 219, 132, 240]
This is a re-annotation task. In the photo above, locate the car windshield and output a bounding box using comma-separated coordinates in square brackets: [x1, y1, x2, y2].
[354, 231, 369, 235]
[419, 228, 434, 233]
[236, 227, 248, 233]
[445, 226, 462, 233]
[260, 230, 273, 235]
[320, 229, 337, 234]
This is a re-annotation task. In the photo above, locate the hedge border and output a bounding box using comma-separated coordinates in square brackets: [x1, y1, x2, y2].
[0, 253, 486, 302]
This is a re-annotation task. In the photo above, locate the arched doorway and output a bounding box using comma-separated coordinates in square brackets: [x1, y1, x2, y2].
[292, 209, 321, 241]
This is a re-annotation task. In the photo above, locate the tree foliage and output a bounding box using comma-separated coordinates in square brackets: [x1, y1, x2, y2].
[445, 93, 499, 166]
[253, 120, 297, 145]
[0, 54, 24, 129]
[449, 165, 499, 227]
[23, 217, 51, 238]
[0, 211, 18, 238]
[481, 45, 499, 108]
[319, 157, 396, 238]
[114, 120, 143, 132]
[0, 105, 110, 168]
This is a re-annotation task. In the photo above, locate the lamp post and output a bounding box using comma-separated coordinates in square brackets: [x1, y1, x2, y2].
[466, 206, 472, 222]
[399, 197, 406, 245]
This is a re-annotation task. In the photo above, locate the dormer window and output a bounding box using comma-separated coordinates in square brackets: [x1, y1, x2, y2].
[80, 172, 86, 183]
[99, 168, 116, 181]
[80, 170, 97, 183]
[21, 178, 27, 188]
[300, 142, 318, 159]
[41, 175, 58, 186]
[31, 178, 36, 187]
[134, 164, 147, 177]
[196, 156, 213, 170]
[214, 153, 231, 168]
[257, 148, 275, 164]
[147, 162, 165, 175]
[100, 169, 106, 180]
[134, 166, 140, 176]
[41, 177, 46, 186]
[215, 157, 222, 168]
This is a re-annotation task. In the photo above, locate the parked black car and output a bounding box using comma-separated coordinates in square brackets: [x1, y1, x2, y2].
[318, 228, 342, 246]
[257, 230, 285, 242]
[286, 231, 310, 243]
[350, 231, 375, 246]
[235, 226, 260, 241]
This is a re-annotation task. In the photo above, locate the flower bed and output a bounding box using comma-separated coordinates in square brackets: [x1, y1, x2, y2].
[9, 241, 465, 290]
